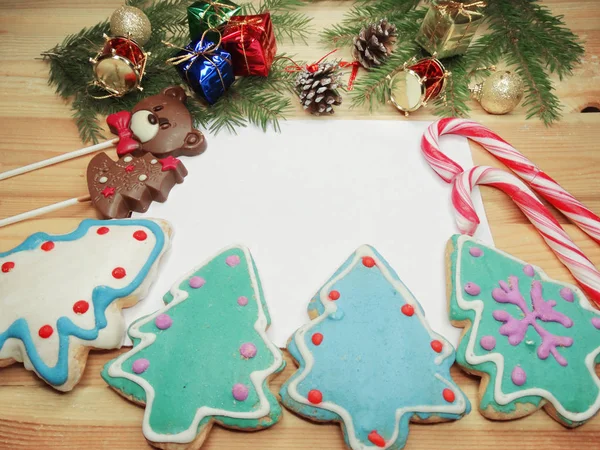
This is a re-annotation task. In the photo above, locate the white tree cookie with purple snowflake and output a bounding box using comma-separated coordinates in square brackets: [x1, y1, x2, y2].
[447, 234, 600, 427]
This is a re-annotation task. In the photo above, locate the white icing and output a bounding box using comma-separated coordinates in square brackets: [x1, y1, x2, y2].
[287, 245, 467, 450]
[107, 246, 284, 444]
[123, 156, 133, 163]
[150, 159, 158, 165]
[99, 176, 108, 184]
[130, 110, 159, 143]
[138, 174, 148, 182]
[0, 221, 168, 373]
[455, 234, 600, 422]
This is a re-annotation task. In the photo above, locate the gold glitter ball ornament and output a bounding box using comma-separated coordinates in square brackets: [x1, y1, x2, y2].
[470, 71, 524, 115]
[110, 6, 152, 46]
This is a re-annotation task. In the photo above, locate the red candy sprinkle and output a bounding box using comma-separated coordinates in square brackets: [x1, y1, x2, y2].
[328, 290, 340, 301]
[401, 304, 414, 316]
[101, 186, 116, 198]
[431, 340, 443, 353]
[1, 262, 15, 273]
[311, 333, 324, 346]
[125, 164, 135, 173]
[307, 389, 323, 404]
[73, 300, 90, 315]
[443, 388, 455, 403]
[38, 325, 53, 339]
[368, 430, 386, 448]
[133, 230, 147, 241]
[112, 267, 126, 279]
[362, 256, 376, 268]
[41, 241, 55, 252]
[97, 227, 110, 235]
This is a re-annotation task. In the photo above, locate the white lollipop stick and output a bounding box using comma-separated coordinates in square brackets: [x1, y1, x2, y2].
[0, 195, 91, 228]
[0, 139, 118, 181]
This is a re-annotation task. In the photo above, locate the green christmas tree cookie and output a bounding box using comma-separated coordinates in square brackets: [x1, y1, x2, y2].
[447, 234, 600, 427]
[102, 246, 285, 449]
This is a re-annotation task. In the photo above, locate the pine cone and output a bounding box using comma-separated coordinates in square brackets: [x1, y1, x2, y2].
[352, 19, 397, 69]
[295, 62, 343, 115]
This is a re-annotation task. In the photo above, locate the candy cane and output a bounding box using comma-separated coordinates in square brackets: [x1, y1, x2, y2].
[422, 118, 600, 244]
[453, 166, 600, 308]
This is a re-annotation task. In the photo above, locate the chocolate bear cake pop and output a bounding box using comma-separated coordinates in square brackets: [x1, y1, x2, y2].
[128, 86, 207, 158]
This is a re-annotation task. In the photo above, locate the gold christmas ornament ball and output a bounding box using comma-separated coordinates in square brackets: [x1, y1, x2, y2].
[471, 71, 524, 115]
[110, 6, 152, 46]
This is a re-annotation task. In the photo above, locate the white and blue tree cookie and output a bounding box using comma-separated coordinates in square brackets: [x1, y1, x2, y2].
[281, 245, 470, 450]
[447, 234, 600, 427]
[102, 246, 285, 450]
[0, 218, 171, 391]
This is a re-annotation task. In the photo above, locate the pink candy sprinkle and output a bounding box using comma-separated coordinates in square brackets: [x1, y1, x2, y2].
[232, 383, 249, 401]
[189, 276, 205, 289]
[155, 314, 173, 330]
[240, 342, 257, 359]
[469, 247, 483, 257]
[132, 358, 150, 374]
[523, 264, 535, 277]
[464, 282, 481, 296]
[237, 296, 248, 306]
[226, 255, 241, 267]
[560, 287, 574, 302]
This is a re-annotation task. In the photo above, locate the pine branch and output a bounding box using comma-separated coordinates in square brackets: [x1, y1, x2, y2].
[433, 57, 470, 118]
[486, 0, 564, 124]
[319, 0, 419, 46]
[242, 0, 313, 43]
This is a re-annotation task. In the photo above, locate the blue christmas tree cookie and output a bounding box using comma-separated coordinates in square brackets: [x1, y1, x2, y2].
[0, 218, 171, 391]
[281, 245, 470, 450]
[102, 246, 285, 450]
[447, 234, 600, 427]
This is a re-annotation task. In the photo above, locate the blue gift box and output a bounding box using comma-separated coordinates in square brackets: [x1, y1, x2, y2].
[174, 39, 235, 105]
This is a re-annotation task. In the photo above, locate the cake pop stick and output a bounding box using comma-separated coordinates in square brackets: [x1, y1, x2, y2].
[0, 86, 207, 181]
[0, 152, 187, 228]
[451, 166, 600, 308]
[421, 118, 600, 244]
[0, 139, 119, 181]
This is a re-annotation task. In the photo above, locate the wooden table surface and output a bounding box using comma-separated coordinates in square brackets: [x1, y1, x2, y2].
[1, 1, 599, 449]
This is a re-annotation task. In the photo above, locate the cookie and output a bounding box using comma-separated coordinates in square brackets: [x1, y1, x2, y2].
[446, 234, 600, 427]
[102, 246, 285, 450]
[281, 245, 470, 450]
[0, 218, 171, 391]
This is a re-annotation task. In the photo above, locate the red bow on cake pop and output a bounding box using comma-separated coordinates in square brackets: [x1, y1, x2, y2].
[107, 111, 141, 156]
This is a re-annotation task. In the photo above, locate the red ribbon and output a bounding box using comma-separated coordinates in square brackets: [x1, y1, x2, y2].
[284, 49, 339, 74]
[339, 61, 360, 91]
[107, 111, 140, 156]
[284, 50, 360, 90]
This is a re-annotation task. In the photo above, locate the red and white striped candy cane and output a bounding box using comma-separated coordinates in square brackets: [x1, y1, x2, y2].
[453, 166, 600, 308]
[422, 118, 600, 244]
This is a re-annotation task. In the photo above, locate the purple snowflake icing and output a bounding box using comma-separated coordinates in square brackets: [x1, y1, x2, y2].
[491, 276, 574, 367]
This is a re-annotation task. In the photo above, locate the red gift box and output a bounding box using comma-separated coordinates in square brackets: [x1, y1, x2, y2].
[221, 13, 277, 77]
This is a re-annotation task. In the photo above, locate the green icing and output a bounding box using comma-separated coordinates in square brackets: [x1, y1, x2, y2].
[449, 235, 600, 424]
[102, 247, 284, 438]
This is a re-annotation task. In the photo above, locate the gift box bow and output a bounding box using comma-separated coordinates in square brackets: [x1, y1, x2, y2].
[197, 0, 239, 27]
[435, 1, 486, 23]
[164, 32, 231, 91]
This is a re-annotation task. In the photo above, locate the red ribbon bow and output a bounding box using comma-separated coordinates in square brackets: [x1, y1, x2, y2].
[107, 111, 140, 156]
[284, 49, 361, 90]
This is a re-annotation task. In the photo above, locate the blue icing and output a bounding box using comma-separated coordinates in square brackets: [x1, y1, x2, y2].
[283, 246, 470, 449]
[0, 219, 166, 386]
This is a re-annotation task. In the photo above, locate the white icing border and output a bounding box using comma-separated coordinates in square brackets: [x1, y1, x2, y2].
[454, 234, 600, 422]
[287, 245, 467, 450]
[107, 245, 284, 443]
